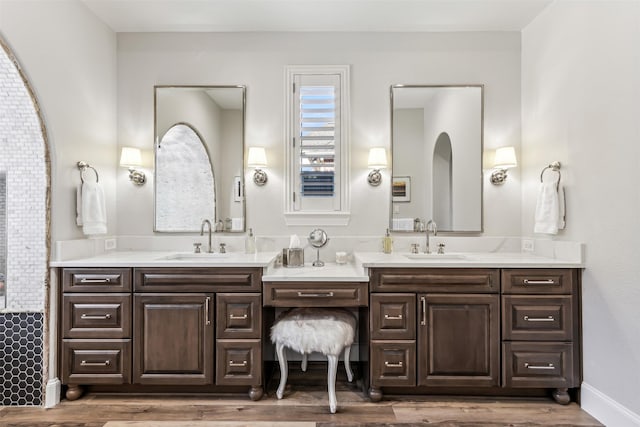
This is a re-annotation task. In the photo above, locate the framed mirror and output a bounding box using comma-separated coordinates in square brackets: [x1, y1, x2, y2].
[154, 85, 246, 232]
[390, 85, 483, 233]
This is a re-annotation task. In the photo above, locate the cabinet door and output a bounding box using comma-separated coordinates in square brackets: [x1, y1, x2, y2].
[417, 293, 499, 387]
[133, 293, 213, 385]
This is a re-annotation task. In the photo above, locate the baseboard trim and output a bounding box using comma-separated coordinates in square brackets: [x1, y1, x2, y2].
[581, 382, 640, 426]
[45, 378, 61, 408]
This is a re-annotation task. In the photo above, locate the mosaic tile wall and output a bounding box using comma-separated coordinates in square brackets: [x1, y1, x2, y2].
[1, 40, 48, 406]
[0, 313, 43, 405]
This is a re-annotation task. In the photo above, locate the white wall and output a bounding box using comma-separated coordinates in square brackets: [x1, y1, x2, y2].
[522, 1, 640, 423]
[116, 31, 522, 237]
[0, 0, 118, 243]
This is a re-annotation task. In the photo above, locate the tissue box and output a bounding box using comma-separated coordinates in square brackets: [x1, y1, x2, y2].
[283, 248, 304, 268]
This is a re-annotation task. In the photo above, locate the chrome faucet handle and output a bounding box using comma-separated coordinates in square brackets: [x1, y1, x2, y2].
[219, 243, 227, 254]
[437, 243, 445, 254]
[193, 243, 202, 254]
[411, 243, 420, 254]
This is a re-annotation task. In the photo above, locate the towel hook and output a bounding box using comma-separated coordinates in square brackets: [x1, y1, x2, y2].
[540, 161, 561, 190]
[77, 161, 99, 183]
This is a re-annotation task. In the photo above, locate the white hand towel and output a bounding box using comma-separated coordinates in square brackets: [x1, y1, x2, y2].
[75, 185, 83, 226]
[534, 182, 560, 234]
[80, 181, 107, 235]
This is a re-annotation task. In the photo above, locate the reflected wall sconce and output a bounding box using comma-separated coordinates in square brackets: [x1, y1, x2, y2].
[367, 147, 387, 186]
[490, 146, 517, 185]
[120, 147, 146, 185]
[247, 147, 268, 185]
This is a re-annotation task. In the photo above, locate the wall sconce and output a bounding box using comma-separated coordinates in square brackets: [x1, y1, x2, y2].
[120, 147, 146, 186]
[490, 146, 517, 185]
[247, 147, 268, 185]
[367, 147, 387, 186]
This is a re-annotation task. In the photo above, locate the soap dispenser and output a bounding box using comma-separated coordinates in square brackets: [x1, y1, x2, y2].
[245, 228, 257, 254]
[382, 228, 393, 254]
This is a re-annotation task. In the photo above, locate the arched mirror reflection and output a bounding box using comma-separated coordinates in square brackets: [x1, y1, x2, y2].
[154, 86, 246, 232]
[390, 85, 483, 233]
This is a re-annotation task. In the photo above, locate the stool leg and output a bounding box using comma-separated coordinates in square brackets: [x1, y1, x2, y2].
[276, 342, 288, 399]
[327, 354, 338, 414]
[343, 345, 353, 382]
[301, 352, 308, 372]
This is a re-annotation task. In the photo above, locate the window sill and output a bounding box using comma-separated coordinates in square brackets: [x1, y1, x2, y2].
[284, 212, 351, 226]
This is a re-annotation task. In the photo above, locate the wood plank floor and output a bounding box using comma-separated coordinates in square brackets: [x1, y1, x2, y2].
[0, 366, 603, 427]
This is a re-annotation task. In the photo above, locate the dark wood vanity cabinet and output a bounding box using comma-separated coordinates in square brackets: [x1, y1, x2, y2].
[368, 267, 581, 404]
[60, 267, 264, 401]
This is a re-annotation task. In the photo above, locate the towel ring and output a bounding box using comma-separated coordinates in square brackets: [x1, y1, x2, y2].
[540, 161, 561, 190]
[77, 161, 99, 183]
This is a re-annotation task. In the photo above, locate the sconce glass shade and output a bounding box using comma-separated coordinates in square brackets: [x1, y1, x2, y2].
[247, 147, 267, 168]
[491, 146, 517, 185]
[120, 147, 146, 185]
[247, 147, 268, 185]
[367, 147, 387, 186]
[493, 146, 517, 169]
[367, 147, 388, 169]
[120, 147, 142, 167]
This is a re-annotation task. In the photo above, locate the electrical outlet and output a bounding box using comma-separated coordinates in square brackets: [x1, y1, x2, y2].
[393, 205, 400, 214]
[104, 238, 117, 251]
[522, 239, 534, 252]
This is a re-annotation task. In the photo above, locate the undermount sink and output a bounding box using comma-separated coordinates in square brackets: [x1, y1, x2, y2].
[162, 252, 230, 260]
[404, 253, 467, 260]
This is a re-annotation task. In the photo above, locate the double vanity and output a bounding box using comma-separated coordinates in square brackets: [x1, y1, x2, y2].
[52, 247, 582, 405]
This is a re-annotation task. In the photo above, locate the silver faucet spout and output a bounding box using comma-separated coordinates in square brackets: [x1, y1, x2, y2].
[425, 219, 437, 254]
[200, 219, 213, 253]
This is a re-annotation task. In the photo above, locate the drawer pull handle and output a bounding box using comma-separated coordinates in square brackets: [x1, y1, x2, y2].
[384, 314, 403, 320]
[80, 313, 112, 320]
[297, 291, 334, 298]
[79, 278, 112, 283]
[384, 361, 403, 368]
[229, 360, 248, 367]
[81, 360, 111, 367]
[229, 314, 248, 320]
[522, 279, 556, 285]
[524, 362, 555, 370]
[524, 315, 555, 322]
[420, 296, 427, 326]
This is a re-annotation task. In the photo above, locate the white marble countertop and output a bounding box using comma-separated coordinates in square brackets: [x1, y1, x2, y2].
[354, 251, 584, 269]
[262, 262, 369, 282]
[49, 250, 280, 268]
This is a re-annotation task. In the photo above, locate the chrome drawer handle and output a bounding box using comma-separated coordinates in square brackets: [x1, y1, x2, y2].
[384, 361, 403, 368]
[420, 296, 427, 326]
[205, 297, 211, 326]
[524, 315, 555, 322]
[524, 362, 555, 370]
[229, 314, 248, 320]
[81, 313, 112, 320]
[229, 360, 247, 367]
[523, 279, 556, 285]
[80, 278, 112, 283]
[81, 360, 111, 367]
[384, 314, 403, 320]
[297, 292, 334, 298]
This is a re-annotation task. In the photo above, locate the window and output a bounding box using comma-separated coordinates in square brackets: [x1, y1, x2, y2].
[285, 65, 350, 225]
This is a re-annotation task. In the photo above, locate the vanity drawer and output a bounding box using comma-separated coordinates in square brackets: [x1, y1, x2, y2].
[62, 294, 131, 339]
[215, 339, 261, 386]
[134, 267, 262, 292]
[502, 342, 575, 388]
[62, 268, 132, 292]
[216, 293, 261, 339]
[371, 340, 416, 387]
[502, 295, 573, 341]
[263, 282, 368, 307]
[502, 269, 575, 294]
[370, 268, 499, 293]
[61, 339, 131, 384]
[371, 293, 415, 340]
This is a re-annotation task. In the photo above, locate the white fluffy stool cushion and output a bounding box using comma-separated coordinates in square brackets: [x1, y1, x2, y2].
[270, 307, 356, 355]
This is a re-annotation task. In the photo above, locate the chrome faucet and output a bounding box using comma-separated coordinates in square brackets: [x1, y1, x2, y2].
[424, 219, 437, 254]
[200, 219, 213, 253]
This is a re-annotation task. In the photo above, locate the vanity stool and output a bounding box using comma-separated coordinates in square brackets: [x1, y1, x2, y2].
[270, 307, 356, 413]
